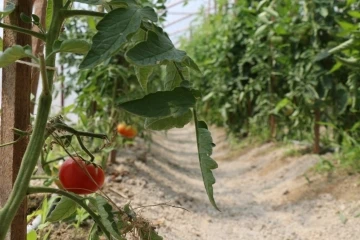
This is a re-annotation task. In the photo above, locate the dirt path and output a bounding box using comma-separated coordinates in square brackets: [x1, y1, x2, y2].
[106, 125, 360, 240]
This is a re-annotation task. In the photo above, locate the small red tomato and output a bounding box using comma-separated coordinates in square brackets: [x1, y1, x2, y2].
[125, 126, 137, 138]
[117, 123, 137, 139]
[116, 123, 127, 135]
[59, 157, 105, 194]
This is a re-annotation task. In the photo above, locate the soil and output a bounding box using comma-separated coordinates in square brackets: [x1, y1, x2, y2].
[33, 125, 360, 239]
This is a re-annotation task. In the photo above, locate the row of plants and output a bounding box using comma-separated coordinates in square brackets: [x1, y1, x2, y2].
[0, 0, 219, 239]
[183, 0, 360, 163]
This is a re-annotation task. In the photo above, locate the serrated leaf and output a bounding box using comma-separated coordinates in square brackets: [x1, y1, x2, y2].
[46, 196, 78, 222]
[126, 30, 187, 66]
[96, 195, 124, 240]
[182, 56, 201, 72]
[53, 39, 91, 54]
[119, 87, 196, 118]
[46, 0, 53, 31]
[0, 3, 15, 19]
[164, 62, 189, 90]
[144, 109, 192, 130]
[80, 7, 157, 69]
[135, 66, 153, 92]
[194, 119, 219, 210]
[0, 45, 36, 68]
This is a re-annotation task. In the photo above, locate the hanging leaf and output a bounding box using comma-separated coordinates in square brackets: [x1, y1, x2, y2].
[96, 195, 125, 240]
[52, 39, 91, 54]
[126, 30, 187, 66]
[119, 87, 196, 118]
[164, 62, 189, 90]
[80, 7, 157, 69]
[144, 110, 192, 130]
[46, 196, 78, 222]
[182, 56, 201, 72]
[0, 45, 37, 68]
[135, 66, 154, 92]
[194, 117, 219, 210]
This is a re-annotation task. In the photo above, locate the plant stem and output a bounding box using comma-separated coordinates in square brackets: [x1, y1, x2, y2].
[39, 53, 50, 95]
[27, 187, 111, 238]
[0, 94, 52, 239]
[0, 22, 46, 41]
[0, 1, 64, 238]
[61, 9, 106, 18]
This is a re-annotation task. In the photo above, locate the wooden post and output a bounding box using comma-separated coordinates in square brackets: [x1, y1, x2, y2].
[0, 1, 32, 239]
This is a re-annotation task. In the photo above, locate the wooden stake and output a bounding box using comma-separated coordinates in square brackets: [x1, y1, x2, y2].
[0, 1, 32, 239]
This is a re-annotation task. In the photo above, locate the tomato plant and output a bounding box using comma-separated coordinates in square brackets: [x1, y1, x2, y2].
[59, 157, 105, 194]
[0, 0, 219, 239]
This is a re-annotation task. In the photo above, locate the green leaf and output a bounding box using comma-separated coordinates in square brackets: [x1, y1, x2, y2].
[126, 30, 187, 66]
[96, 195, 124, 240]
[336, 85, 349, 114]
[32, 14, 40, 25]
[164, 62, 189, 90]
[27, 230, 37, 240]
[46, 196, 78, 222]
[314, 51, 330, 62]
[144, 109, 192, 130]
[20, 13, 32, 23]
[80, 7, 157, 69]
[46, 0, 53, 31]
[139, 228, 163, 240]
[194, 118, 219, 210]
[348, 10, 360, 18]
[182, 56, 201, 72]
[119, 87, 196, 118]
[0, 45, 36, 68]
[53, 39, 91, 54]
[135, 66, 154, 92]
[0, 2, 15, 19]
[0, 37, 3, 51]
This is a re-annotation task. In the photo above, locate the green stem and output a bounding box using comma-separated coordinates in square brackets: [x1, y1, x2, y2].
[0, 22, 46, 41]
[54, 123, 108, 140]
[27, 187, 111, 239]
[61, 9, 106, 18]
[0, 94, 52, 239]
[39, 53, 50, 95]
[0, 1, 64, 238]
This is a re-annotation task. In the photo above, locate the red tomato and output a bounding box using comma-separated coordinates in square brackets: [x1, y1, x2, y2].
[125, 126, 137, 138]
[116, 123, 127, 135]
[116, 123, 137, 138]
[59, 157, 105, 194]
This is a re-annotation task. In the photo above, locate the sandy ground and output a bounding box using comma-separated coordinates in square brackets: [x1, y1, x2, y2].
[103, 125, 360, 240]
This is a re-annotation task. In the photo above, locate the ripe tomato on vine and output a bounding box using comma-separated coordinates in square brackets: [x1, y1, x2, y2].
[59, 157, 105, 194]
[116, 123, 137, 139]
